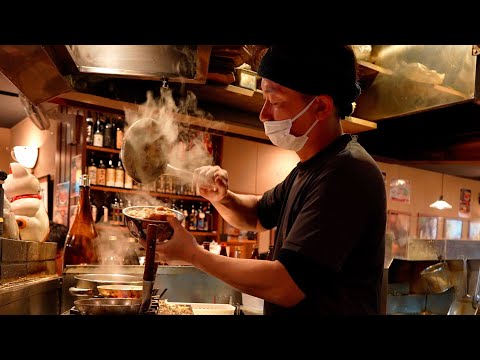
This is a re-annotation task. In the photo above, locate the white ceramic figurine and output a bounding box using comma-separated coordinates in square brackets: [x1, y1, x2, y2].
[3, 162, 50, 242]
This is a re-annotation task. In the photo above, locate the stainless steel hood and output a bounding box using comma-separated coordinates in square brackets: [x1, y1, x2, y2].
[0, 45, 212, 107]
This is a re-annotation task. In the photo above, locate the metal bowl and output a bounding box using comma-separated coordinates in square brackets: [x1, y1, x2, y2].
[74, 298, 142, 315]
[122, 206, 184, 241]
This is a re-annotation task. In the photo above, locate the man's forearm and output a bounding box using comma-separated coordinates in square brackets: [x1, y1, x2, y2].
[212, 190, 264, 231]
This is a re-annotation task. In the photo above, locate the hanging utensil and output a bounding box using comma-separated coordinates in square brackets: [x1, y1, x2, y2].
[447, 256, 476, 315]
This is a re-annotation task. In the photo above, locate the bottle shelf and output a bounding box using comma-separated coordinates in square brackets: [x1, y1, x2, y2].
[95, 223, 216, 237]
[86, 145, 121, 154]
[90, 185, 204, 201]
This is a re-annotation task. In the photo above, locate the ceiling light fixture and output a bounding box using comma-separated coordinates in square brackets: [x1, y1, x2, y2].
[429, 173, 452, 210]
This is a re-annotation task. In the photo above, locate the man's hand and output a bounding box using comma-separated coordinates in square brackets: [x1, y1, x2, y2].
[193, 165, 229, 203]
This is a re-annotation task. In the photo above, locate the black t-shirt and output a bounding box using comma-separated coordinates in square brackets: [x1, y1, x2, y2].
[257, 134, 387, 315]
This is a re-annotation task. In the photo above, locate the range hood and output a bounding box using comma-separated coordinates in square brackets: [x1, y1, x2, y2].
[0, 45, 212, 107]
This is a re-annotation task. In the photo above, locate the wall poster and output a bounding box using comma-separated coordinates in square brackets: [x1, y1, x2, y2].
[417, 214, 438, 240]
[468, 219, 480, 240]
[444, 218, 463, 240]
[387, 210, 411, 257]
[389, 178, 411, 204]
[52, 182, 69, 227]
[459, 188, 471, 218]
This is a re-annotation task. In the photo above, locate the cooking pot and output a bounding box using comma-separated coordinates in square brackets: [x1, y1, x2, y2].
[74, 298, 142, 315]
[69, 273, 143, 297]
[420, 260, 454, 294]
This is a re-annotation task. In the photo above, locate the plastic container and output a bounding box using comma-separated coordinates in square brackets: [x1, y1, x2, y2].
[241, 293, 264, 315]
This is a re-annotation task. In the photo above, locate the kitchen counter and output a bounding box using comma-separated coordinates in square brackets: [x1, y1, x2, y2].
[0, 275, 62, 315]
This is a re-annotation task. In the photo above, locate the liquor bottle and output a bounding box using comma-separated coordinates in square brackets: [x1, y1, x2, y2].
[106, 159, 115, 187]
[96, 159, 106, 186]
[124, 170, 133, 189]
[203, 241, 210, 251]
[85, 111, 94, 145]
[63, 174, 99, 268]
[115, 117, 124, 150]
[250, 244, 260, 259]
[204, 203, 213, 232]
[188, 204, 197, 231]
[93, 116, 103, 147]
[87, 157, 97, 185]
[114, 160, 125, 188]
[197, 203, 205, 231]
[103, 116, 114, 148]
[234, 247, 242, 258]
[266, 245, 274, 261]
[219, 242, 228, 256]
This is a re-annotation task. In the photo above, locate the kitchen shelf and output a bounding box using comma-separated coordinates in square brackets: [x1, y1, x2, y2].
[86, 145, 120, 154]
[90, 185, 205, 201]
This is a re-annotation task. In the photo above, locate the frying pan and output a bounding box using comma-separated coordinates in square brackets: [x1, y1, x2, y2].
[97, 285, 143, 299]
[69, 273, 143, 297]
[74, 298, 142, 315]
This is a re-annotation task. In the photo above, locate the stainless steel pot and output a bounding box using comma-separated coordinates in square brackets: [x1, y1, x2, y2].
[420, 261, 454, 294]
[69, 274, 143, 297]
[74, 298, 142, 315]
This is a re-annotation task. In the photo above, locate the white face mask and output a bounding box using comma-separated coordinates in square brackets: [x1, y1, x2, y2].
[263, 97, 318, 151]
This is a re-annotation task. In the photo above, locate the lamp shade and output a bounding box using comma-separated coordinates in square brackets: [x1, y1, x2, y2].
[429, 173, 452, 210]
[429, 196, 452, 210]
[11, 146, 39, 169]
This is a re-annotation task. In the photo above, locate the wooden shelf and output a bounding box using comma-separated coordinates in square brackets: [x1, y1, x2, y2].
[95, 223, 216, 237]
[90, 185, 205, 201]
[86, 145, 120, 154]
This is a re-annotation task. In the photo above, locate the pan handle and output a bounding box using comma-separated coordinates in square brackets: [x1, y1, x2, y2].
[69, 287, 93, 297]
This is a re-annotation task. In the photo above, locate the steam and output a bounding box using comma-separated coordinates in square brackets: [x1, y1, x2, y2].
[123, 86, 214, 185]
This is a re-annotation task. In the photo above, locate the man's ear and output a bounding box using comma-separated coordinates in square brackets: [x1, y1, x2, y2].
[314, 95, 335, 119]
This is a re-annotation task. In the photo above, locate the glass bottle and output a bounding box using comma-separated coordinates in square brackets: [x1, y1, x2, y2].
[188, 204, 197, 231]
[93, 116, 103, 147]
[106, 158, 115, 187]
[250, 244, 260, 259]
[103, 116, 113, 148]
[219, 242, 228, 256]
[96, 159, 106, 186]
[87, 157, 97, 185]
[124, 170, 133, 189]
[114, 160, 125, 188]
[85, 111, 94, 145]
[266, 245, 274, 261]
[203, 241, 210, 251]
[115, 117, 124, 150]
[63, 174, 99, 268]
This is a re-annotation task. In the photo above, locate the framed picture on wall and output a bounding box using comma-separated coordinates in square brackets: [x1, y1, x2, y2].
[417, 214, 439, 240]
[38, 175, 53, 220]
[468, 219, 480, 240]
[387, 210, 411, 257]
[444, 218, 463, 240]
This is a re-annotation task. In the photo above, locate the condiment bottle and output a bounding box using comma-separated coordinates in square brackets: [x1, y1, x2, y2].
[219, 242, 228, 256]
[63, 174, 99, 268]
[250, 244, 260, 259]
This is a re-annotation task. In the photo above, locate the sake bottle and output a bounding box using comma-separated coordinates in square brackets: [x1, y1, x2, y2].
[63, 174, 99, 268]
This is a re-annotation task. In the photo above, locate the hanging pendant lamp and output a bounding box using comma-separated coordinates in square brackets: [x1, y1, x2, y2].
[429, 173, 452, 210]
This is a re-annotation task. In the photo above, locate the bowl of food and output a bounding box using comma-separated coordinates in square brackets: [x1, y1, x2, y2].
[122, 205, 184, 241]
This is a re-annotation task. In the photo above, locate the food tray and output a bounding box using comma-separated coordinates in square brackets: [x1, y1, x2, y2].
[168, 302, 236, 315]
